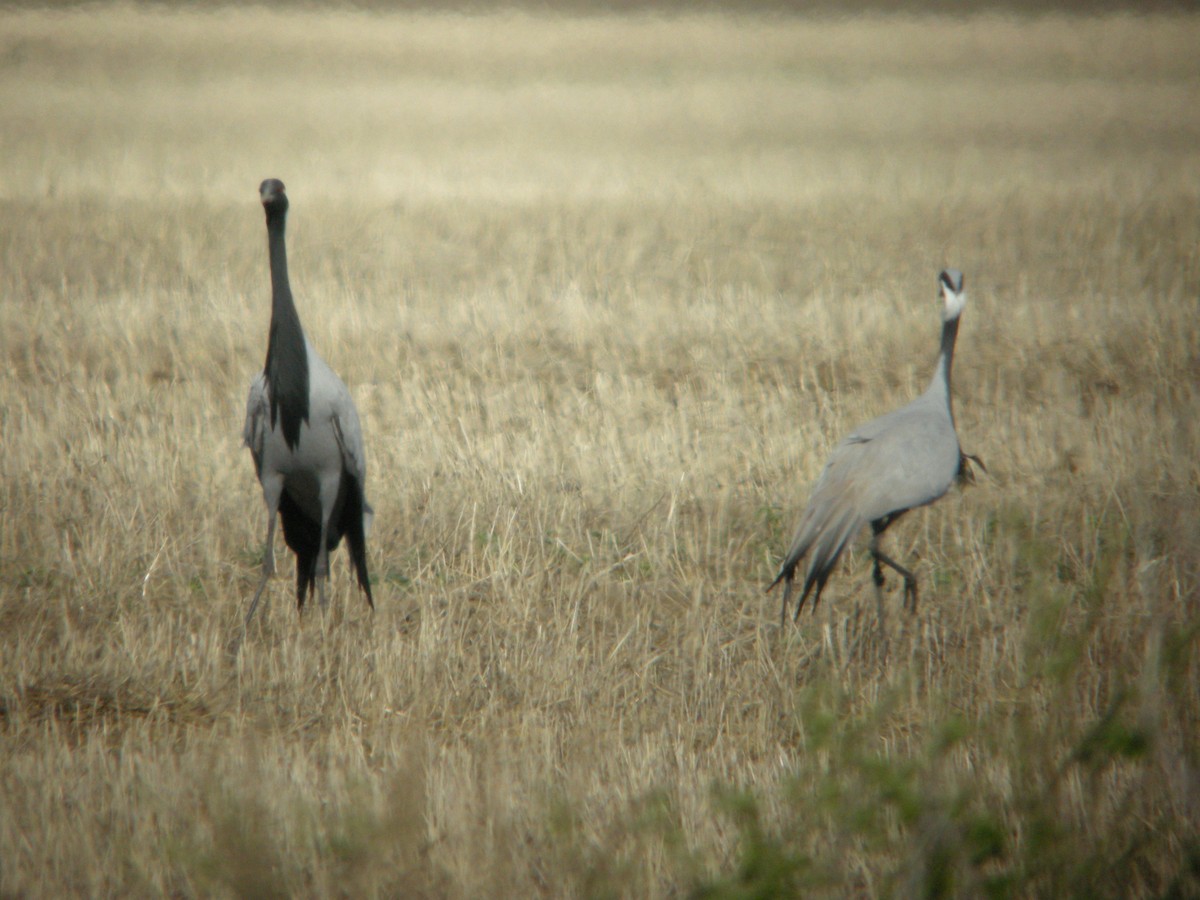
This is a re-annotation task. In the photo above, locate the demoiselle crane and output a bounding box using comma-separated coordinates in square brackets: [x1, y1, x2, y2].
[769, 269, 979, 626]
[242, 178, 374, 627]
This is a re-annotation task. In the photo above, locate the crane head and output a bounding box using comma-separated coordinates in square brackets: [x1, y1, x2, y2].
[939, 268, 965, 321]
[259, 178, 288, 214]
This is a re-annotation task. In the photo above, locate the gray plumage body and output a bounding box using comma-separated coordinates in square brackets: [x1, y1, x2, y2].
[243, 178, 373, 627]
[769, 269, 970, 625]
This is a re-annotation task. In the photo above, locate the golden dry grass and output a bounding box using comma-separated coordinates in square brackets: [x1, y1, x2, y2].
[1, 5, 1198, 897]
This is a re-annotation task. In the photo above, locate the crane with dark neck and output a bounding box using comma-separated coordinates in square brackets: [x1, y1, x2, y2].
[261, 178, 309, 451]
[243, 178, 374, 628]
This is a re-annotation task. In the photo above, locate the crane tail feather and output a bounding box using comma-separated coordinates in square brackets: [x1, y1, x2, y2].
[340, 471, 374, 610]
[278, 489, 320, 609]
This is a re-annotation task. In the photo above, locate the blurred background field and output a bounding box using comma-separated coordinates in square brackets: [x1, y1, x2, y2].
[1, 3, 1198, 896]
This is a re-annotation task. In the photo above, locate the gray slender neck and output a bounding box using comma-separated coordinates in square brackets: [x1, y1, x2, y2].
[924, 315, 960, 418]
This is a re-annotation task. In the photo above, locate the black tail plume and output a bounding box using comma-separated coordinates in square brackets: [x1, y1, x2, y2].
[277, 473, 373, 612]
[278, 489, 321, 609]
[339, 471, 374, 610]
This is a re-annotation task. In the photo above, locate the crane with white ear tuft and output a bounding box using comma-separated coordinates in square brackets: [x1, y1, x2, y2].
[242, 178, 374, 627]
[768, 269, 980, 627]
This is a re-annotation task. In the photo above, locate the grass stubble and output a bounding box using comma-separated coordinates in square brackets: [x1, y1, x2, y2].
[1, 5, 1198, 897]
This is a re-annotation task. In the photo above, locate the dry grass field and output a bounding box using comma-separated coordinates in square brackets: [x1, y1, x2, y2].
[1, 4, 1198, 896]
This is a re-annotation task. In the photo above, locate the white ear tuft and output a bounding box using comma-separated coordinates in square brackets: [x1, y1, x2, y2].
[939, 269, 966, 320]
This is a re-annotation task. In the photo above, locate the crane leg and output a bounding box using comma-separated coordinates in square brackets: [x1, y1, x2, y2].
[871, 548, 918, 614]
[870, 579, 891, 666]
[871, 554, 887, 618]
[245, 512, 278, 628]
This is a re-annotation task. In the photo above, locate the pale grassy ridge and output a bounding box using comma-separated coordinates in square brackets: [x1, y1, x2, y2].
[1, 6, 1199, 897]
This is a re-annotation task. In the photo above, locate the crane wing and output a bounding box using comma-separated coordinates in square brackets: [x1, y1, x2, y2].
[331, 402, 368, 486]
[303, 339, 369, 486]
[243, 372, 269, 478]
[331, 399, 373, 537]
[836, 402, 960, 523]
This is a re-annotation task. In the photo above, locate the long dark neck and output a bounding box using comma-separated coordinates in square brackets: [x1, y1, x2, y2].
[267, 208, 294, 311]
[925, 315, 960, 419]
[263, 206, 309, 450]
